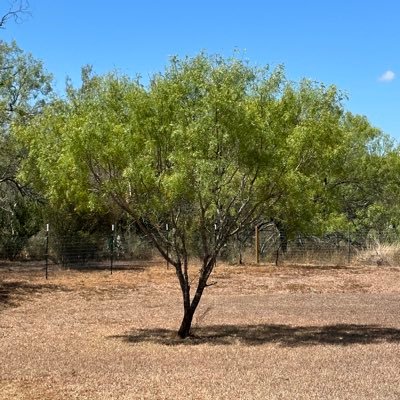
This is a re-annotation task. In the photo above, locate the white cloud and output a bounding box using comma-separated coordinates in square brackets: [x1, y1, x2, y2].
[378, 70, 395, 82]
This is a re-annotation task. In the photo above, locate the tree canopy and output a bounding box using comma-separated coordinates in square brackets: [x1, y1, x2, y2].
[0, 40, 52, 258]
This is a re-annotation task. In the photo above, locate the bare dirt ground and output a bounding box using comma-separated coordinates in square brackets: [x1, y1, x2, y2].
[1, 261, 400, 399]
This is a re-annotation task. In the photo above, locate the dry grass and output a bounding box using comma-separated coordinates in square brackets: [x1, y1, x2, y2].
[1, 262, 400, 399]
[355, 243, 400, 267]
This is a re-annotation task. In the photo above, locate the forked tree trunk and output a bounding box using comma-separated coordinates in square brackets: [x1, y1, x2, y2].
[176, 257, 214, 339]
[177, 275, 195, 338]
[177, 285, 205, 338]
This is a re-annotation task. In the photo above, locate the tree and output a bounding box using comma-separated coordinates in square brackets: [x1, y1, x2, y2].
[0, 40, 52, 257]
[17, 54, 390, 337]
[259, 84, 397, 250]
[19, 56, 285, 337]
[265, 81, 347, 242]
[330, 114, 400, 238]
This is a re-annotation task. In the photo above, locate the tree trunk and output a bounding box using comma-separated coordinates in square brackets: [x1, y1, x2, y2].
[274, 220, 288, 253]
[176, 257, 215, 338]
[178, 306, 195, 338]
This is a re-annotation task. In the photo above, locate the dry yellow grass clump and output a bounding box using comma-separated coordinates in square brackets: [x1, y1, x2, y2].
[1, 262, 400, 399]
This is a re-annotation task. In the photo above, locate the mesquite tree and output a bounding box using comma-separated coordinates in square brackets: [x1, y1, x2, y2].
[16, 55, 282, 337]
[19, 56, 283, 337]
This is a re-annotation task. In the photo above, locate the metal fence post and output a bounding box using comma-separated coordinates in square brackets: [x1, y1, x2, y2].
[45, 224, 49, 280]
[255, 224, 260, 264]
[347, 225, 351, 265]
[214, 223, 218, 268]
[166, 223, 169, 269]
[110, 224, 115, 275]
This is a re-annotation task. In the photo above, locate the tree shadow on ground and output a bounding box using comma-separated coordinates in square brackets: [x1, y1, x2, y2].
[0, 281, 68, 311]
[111, 324, 400, 347]
[63, 262, 146, 272]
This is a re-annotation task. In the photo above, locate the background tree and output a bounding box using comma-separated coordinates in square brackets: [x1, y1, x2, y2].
[259, 85, 397, 253]
[330, 114, 400, 240]
[0, 40, 52, 258]
[264, 81, 349, 247]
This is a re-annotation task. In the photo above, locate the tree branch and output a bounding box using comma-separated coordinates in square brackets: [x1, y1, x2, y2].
[0, 1, 30, 29]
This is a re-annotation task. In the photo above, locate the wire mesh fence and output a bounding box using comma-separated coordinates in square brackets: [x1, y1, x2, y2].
[1, 223, 400, 279]
[255, 224, 400, 267]
[0, 227, 158, 276]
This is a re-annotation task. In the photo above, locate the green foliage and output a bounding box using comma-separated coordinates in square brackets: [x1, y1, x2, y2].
[0, 41, 52, 125]
[18, 56, 282, 257]
[0, 196, 42, 259]
[0, 40, 52, 258]
[43, 203, 115, 265]
[329, 114, 400, 236]
[17, 53, 399, 253]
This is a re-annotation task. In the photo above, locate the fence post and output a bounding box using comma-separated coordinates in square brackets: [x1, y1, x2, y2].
[110, 224, 115, 275]
[347, 225, 351, 265]
[45, 224, 49, 280]
[255, 224, 260, 264]
[166, 223, 169, 269]
[214, 223, 218, 268]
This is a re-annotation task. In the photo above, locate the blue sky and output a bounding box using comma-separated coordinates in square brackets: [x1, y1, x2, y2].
[2, 0, 399, 140]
